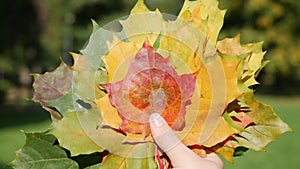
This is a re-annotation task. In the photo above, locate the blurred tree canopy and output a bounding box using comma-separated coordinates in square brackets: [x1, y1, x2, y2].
[0, 0, 299, 103]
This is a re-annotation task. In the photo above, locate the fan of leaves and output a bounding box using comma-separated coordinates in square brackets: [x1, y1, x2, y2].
[10, 0, 290, 168]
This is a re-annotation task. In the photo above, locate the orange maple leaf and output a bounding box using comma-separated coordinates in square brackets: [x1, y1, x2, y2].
[100, 41, 197, 137]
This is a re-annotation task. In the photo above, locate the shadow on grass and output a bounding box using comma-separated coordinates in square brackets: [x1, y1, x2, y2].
[0, 102, 50, 129]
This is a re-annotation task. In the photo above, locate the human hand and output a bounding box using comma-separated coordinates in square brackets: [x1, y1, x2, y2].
[149, 113, 224, 169]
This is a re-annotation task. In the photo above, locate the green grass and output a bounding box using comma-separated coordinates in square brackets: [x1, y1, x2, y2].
[0, 95, 299, 169]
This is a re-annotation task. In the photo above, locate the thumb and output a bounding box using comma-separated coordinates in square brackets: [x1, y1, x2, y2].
[149, 113, 224, 169]
[149, 113, 198, 168]
[149, 113, 181, 152]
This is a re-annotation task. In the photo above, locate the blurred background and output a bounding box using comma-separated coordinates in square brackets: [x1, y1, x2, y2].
[0, 0, 299, 168]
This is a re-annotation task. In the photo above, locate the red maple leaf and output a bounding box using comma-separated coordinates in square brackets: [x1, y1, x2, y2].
[101, 40, 197, 137]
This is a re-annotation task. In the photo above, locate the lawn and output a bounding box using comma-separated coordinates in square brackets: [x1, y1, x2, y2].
[0, 95, 299, 169]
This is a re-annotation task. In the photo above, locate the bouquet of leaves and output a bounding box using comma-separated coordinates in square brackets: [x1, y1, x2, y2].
[10, 0, 290, 168]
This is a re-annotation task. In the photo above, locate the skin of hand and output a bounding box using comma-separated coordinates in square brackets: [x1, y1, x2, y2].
[149, 113, 224, 169]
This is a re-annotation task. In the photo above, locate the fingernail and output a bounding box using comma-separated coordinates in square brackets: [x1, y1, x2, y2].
[149, 113, 165, 128]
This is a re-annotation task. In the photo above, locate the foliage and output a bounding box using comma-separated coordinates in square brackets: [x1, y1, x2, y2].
[9, 132, 79, 169]
[101, 41, 197, 137]
[10, 0, 290, 168]
[1, 0, 300, 104]
[219, 0, 300, 92]
[0, 0, 136, 103]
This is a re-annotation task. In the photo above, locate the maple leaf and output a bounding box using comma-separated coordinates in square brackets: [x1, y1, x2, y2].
[32, 62, 73, 120]
[25, 0, 291, 168]
[100, 40, 197, 137]
[234, 93, 291, 151]
[9, 133, 79, 169]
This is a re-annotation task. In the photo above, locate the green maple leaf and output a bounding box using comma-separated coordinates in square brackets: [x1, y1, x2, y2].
[9, 132, 78, 169]
[235, 93, 291, 151]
